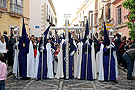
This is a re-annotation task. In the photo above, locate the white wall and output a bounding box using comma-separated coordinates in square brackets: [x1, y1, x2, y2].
[29, 0, 56, 37]
[29, 0, 42, 37]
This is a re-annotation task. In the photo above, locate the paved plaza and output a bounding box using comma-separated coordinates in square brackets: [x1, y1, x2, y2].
[5, 68, 135, 90]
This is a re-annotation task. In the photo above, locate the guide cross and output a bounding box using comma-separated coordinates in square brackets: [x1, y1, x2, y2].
[50, 20, 84, 79]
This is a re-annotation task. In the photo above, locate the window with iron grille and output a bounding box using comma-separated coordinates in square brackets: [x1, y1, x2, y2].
[10, 0, 23, 14]
[0, 0, 7, 9]
[118, 8, 122, 24]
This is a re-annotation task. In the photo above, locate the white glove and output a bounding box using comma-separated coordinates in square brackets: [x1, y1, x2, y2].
[40, 46, 44, 52]
[109, 45, 114, 48]
[15, 43, 19, 46]
[85, 40, 90, 45]
[65, 39, 69, 43]
[51, 48, 55, 53]
[70, 51, 75, 56]
[107, 45, 114, 49]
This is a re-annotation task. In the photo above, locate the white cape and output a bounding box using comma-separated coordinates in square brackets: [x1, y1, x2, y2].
[55, 39, 65, 79]
[74, 40, 78, 78]
[27, 41, 35, 78]
[98, 43, 104, 81]
[91, 42, 97, 79]
[46, 43, 54, 78]
[113, 51, 118, 79]
[77, 42, 83, 79]
[34, 44, 40, 78]
[96, 52, 100, 73]
[13, 49, 19, 77]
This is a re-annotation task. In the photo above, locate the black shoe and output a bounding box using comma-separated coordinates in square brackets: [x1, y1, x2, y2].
[104, 79, 109, 82]
[20, 77, 31, 80]
[88, 79, 93, 81]
[111, 80, 118, 83]
[127, 77, 134, 80]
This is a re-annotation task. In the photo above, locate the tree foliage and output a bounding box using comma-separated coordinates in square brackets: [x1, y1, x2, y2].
[122, 0, 135, 40]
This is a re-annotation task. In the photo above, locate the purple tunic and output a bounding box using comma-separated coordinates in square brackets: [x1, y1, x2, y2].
[18, 19, 30, 78]
[62, 42, 66, 79]
[37, 24, 51, 79]
[103, 47, 116, 81]
[81, 43, 93, 80]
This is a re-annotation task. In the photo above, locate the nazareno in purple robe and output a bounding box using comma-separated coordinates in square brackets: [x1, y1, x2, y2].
[80, 43, 93, 80]
[18, 18, 30, 78]
[62, 42, 66, 79]
[37, 24, 52, 79]
[37, 41, 48, 79]
[69, 38, 77, 79]
[103, 47, 116, 81]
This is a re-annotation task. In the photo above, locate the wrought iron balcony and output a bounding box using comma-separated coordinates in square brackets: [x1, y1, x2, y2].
[0, 1, 7, 13]
[9, 3, 23, 18]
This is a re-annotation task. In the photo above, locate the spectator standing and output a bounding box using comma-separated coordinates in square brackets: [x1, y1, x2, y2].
[8, 34, 16, 67]
[3, 31, 9, 50]
[125, 38, 132, 50]
[0, 53, 7, 90]
[0, 36, 8, 64]
[115, 33, 121, 65]
[123, 43, 135, 80]
[119, 37, 127, 69]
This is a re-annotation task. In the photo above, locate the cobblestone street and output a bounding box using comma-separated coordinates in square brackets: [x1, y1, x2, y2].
[6, 68, 135, 90]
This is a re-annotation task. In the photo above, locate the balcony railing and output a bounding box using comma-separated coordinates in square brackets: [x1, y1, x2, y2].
[0, 0, 7, 13]
[10, 3, 23, 15]
[9, 3, 23, 18]
[0, 0, 7, 9]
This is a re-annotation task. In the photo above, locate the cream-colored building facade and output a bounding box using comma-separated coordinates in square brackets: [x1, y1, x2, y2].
[72, 0, 116, 38]
[0, 0, 30, 36]
[72, 0, 96, 37]
[29, 0, 57, 37]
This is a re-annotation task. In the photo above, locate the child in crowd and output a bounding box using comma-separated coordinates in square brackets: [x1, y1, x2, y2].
[0, 53, 7, 90]
[34, 46, 37, 59]
[53, 44, 60, 75]
[34, 46, 37, 70]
